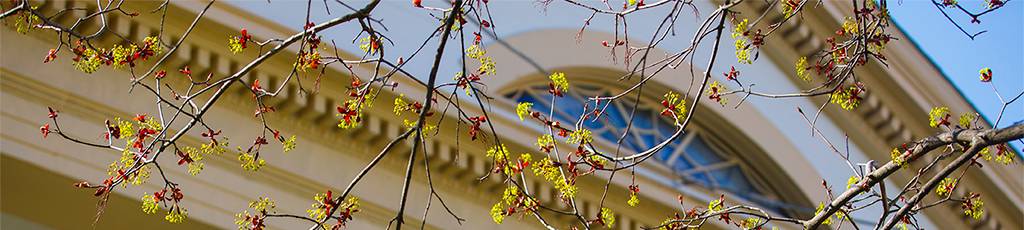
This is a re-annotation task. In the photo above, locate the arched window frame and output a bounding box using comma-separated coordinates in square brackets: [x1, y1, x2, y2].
[498, 69, 814, 217]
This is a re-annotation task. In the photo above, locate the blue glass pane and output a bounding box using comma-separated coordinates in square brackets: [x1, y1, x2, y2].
[515, 92, 550, 113]
[553, 94, 586, 121]
[688, 172, 712, 187]
[599, 130, 620, 144]
[710, 166, 757, 194]
[655, 145, 675, 161]
[602, 102, 629, 128]
[685, 137, 725, 165]
[631, 108, 655, 130]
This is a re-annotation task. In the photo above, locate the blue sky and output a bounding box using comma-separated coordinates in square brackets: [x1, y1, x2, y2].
[888, 0, 1023, 155]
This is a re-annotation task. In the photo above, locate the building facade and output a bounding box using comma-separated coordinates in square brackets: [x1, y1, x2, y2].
[1, 1, 1020, 229]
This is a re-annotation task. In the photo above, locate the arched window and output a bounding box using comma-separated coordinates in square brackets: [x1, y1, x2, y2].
[505, 82, 803, 215]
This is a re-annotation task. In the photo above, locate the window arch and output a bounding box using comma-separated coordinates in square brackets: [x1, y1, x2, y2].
[504, 81, 806, 216]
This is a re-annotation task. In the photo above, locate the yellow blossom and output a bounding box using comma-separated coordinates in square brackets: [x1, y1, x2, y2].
[516, 102, 533, 121]
[600, 207, 616, 226]
[228, 36, 245, 54]
[815, 202, 833, 225]
[958, 113, 976, 128]
[963, 194, 984, 219]
[567, 129, 593, 145]
[490, 202, 505, 224]
[936, 178, 957, 196]
[549, 72, 569, 92]
[732, 19, 748, 39]
[662, 91, 688, 121]
[891, 147, 908, 168]
[478, 56, 496, 75]
[842, 17, 859, 35]
[238, 153, 266, 171]
[928, 106, 950, 127]
[74, 48, 102, 74]
[249, 196, 276, 213]
[829, 86, 862, 111]
[735, 39, 752, 64]
[282, 135, 297, 153]
[795, 56, 810, 81]
[846, 176, 860, 189]
[165, 208, 188, 223]
[142, 195, 159, 214]
[627, 192, 640, 207]
[359, 36, 380, 54]
[487, 144, 510, 163]
[466, 45, 486, 59]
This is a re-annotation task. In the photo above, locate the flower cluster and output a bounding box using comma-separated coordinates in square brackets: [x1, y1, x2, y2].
[10, 6, 40, 34]
[986, 0, 1004, 9]
[229, 28, 253, 54]
[234, 197, 276, 230]
[734, 36, 753, 64]
[464, 44, 496, 76]
[466, 44, 486, 59]
[840, 17, 859, 36]
[104, 115, 164, 186]
[815, 202, 835, 225]
[296, 51, 322, 71]
[532, 158, 576, 199]
[359, 35, 381, 54]
[846, 175, 860, 189]
[991, 144, 1015, 165]
[66, 36, 162, 74]
[979, 67, 992, 82]
[336, 87, 376, 129]
[741, 217, 764, 229]
[958, 113, 976, 129]
[306, 190, 360, 228]
[660, 91, 688, 121]
[486, 144, 511, 164]
[548, 72, 569, 96]
[402, 119, 436, 136]
[936, 178, 957, 196]
[567, 128, 593, 145]
[142, 194, 160, 214]
[238, 153, 266, 171]
[627, 185, 640, 207]
[490, 202, 505, 224]
[598, 207, 616, 226]
[179, 139, 228, 176]
[140, 187, 188, 224]
[829, 85, 864, 111]
[962, 192, 984, 219]
[708, 81, 728, 106]
[307, 192, 331, 221]
[536, 134, 555, 153]
[282, 135, 297, 153]
[928, 106, 951, 127]
[490, 185, 539, 224]
[795, 56, 811, 81]
[708, 196, 724, 212]
[73, 48, 102, 74]
[732, 18, 749, 40]
[515, 102, 533, 121]
[781, 0, 801, 18]
[165, 208, 188, 223]
[891, 146, 909, 168]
